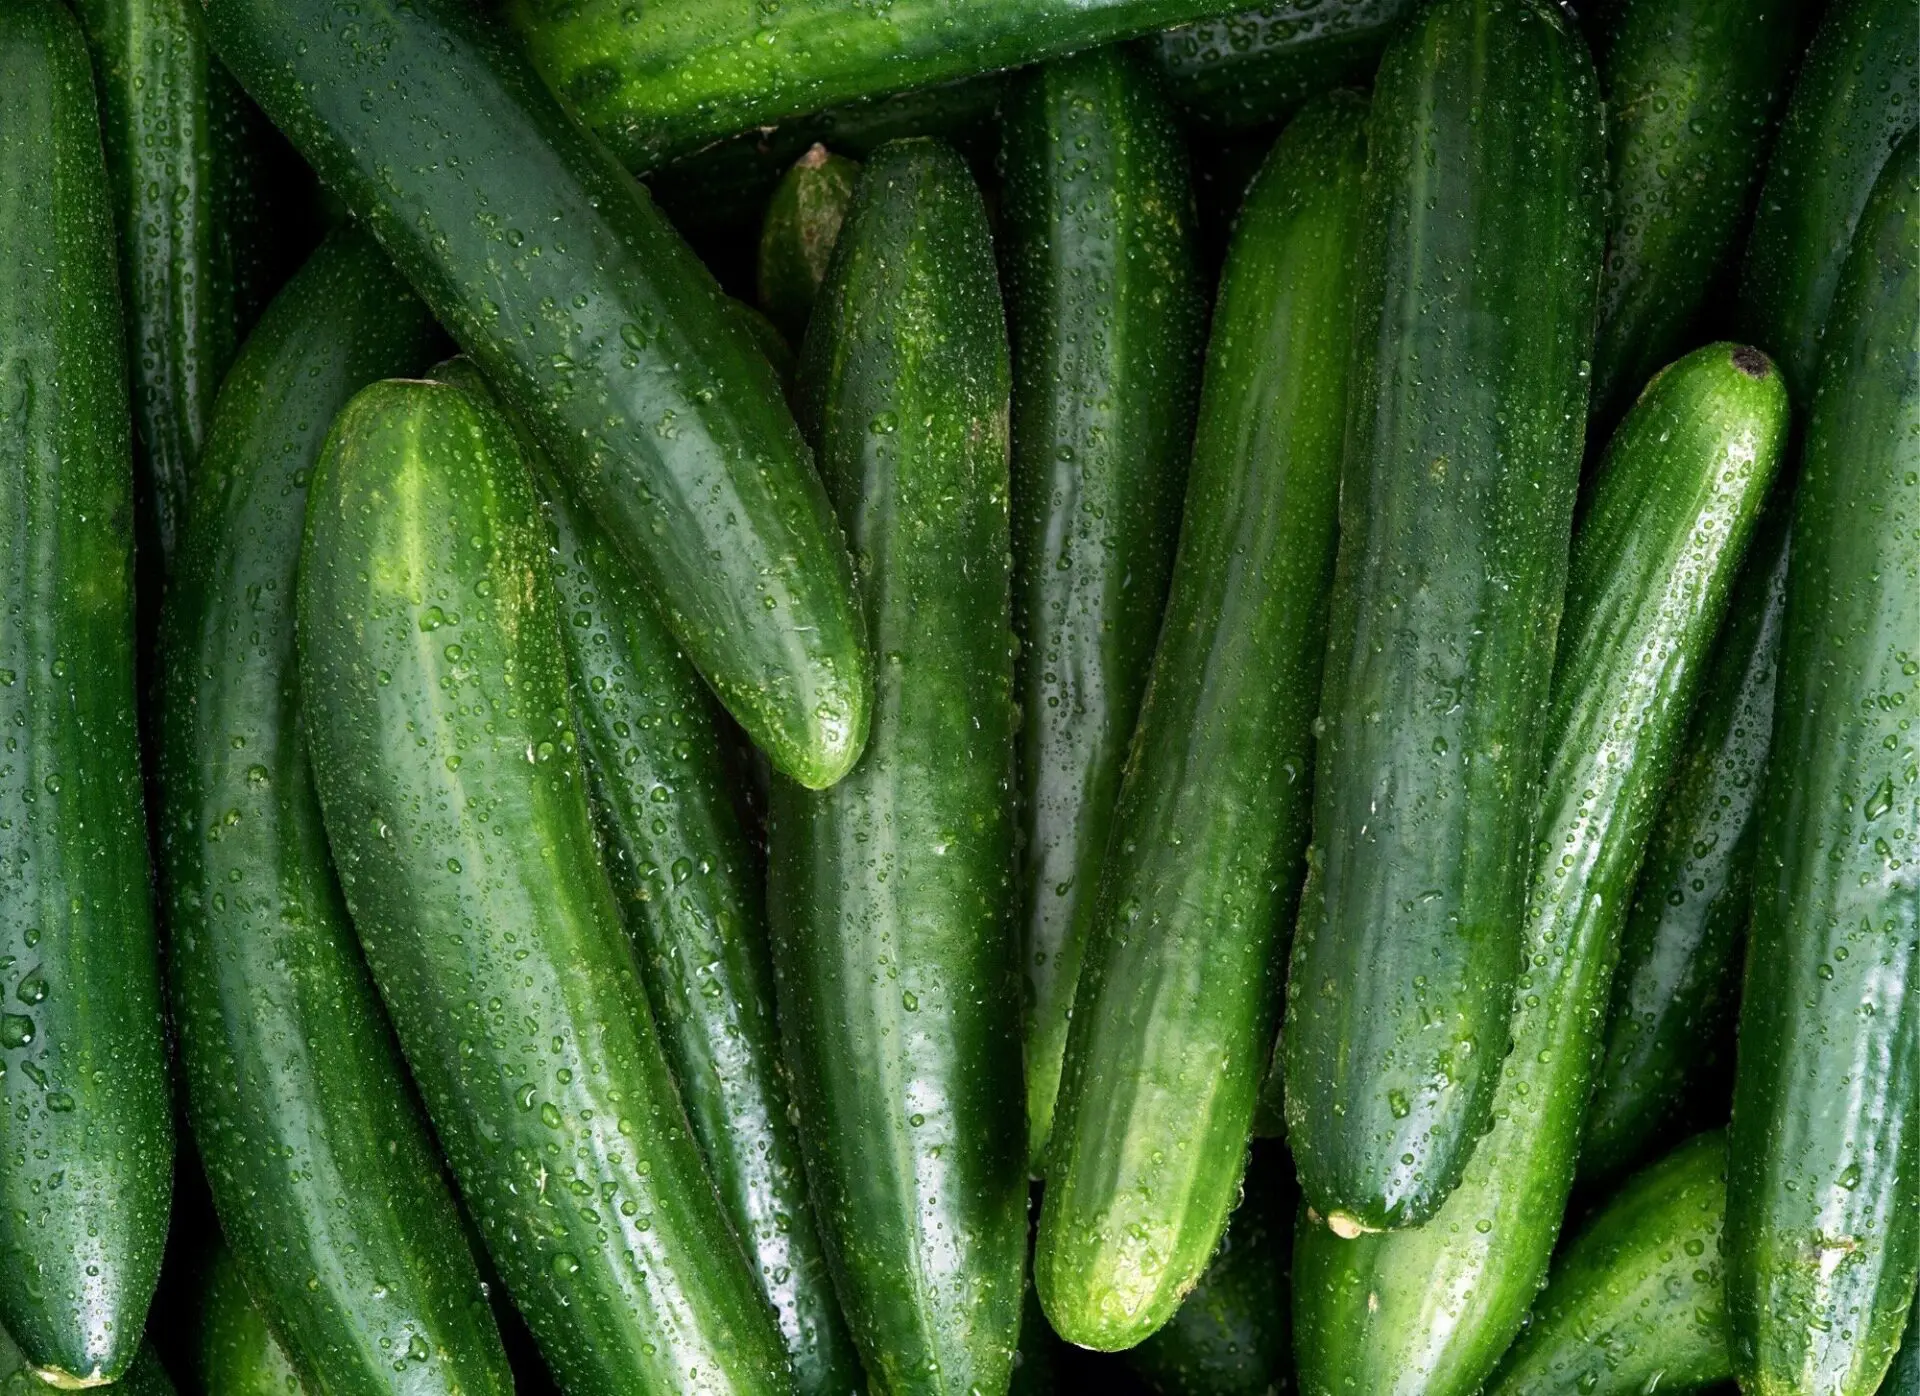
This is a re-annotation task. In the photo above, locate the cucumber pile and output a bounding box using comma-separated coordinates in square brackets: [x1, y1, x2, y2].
[0, 0, 1912, 1389]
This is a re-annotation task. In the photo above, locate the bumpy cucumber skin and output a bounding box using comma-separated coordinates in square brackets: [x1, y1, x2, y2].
[1736, 0, 1920, 403]
[1486, 1132, 1733, 1396]
[300, 379, 794, 1396]
[163, 231, 516, 1396]
[1281, 0, 1605, 1235]
[758, 147, 862, 342]
[0, 1, 173, 1382]
[1036, 95, 1366, 1350]
[1588, 0, 1814, 428]
[999, 46, 1206, 1176]
[1292, 344, 1788, 1396]
[197, 1248, 309, 1396]
[772, 139, 1025, 1396]
[200, 0, 870, 792]
[1726, 140, 1920, 1396]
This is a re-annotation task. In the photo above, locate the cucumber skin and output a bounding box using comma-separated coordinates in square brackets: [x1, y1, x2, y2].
[1736, 0, 1920, 403]
[162, 231, 516, 1396]
[300, 379, 794, 1396]
[757, 147, 861, 342]
[0, 1, 173, 1381]
[1281, 0, 1606, 1234]
[1891, 1288, 1920, 1396]
[0, 1325, 172, 1396]
[1292, 343, 1788, 1396]
[999, 46, 1206, 1176]
[1036, 94, 1367, 1350]
[197, 1248, 310, 1396]
[1726, 140, 1920, 1396]
[200, 0, 870, 792]
[772, 139, 1025, 1396]
[1486, 1132, 1732, 1396]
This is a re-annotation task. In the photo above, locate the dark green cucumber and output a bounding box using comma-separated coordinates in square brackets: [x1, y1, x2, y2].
[771, 139, 1025, 1396]
[1291, 343, 1788, 1396]
[0, 0, 173, 1382]
[200, 0, 869, 791]
[300, 378, 793, 1396]
[1281, 0, 1605, 1235]
[1147, 0, 1423, 132]
[428, 355, 861, 1396]
[1587, 0, 1814, 428]
[757, 147, 861, 341]
[0, 1327, 172, 1396]
[162, 229, 516, 1396]
[1486, 1132, 1733, 1396]
[1035, 94, 1366, 1349]
[1890, 1288, 1920, 1396]
[197, 1247, 309, 1396]
[999, 46, 1206, 1175]
[1726, 137, 1920, 1396]
[1736, 0, 1920, 403]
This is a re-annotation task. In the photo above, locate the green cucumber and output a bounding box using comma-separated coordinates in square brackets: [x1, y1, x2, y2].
[1036, 93, 1366, 1349]
[0, 1326, 171, 1396]
[999, 46, 1206, 1175]
[1587, 0, 1815, 428]
[0, 0, 173, 1382]
[1889, 1289, 1920, 1396]
[1291, 343, 1788, 1396]
[162, 229, 517, 1396]
[300, 377, 794, 1396]
[427, 355, 861, 1396]
[1280, 0, 1605, 1235]
[200, 0, 870, 791]
[1486, 1132, 1732, 1396]
[197, 1247, 309, 1396]
[1736, 0, 1920, 403]
[1726, 136, 1920, 1396]
[1147, 0, 1423, 132]
[757, 147, 861, 342]
[771, 138, 1025, 1396]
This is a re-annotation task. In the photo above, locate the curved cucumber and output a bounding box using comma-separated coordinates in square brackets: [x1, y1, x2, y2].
[1292, 343, 1788, 1396]
[0, 0, 173, 1382]
[1727, 137, 1920, 1396]
[1486, 1132, 1732, 1396]
[1035, 94, 1366, 1349]
[772, 138, 1025, 1396]
[197, 1247, 309, 1396]
[301, 378, 793, 1396]
[999, 46, 1206, 1175]
[162, 229, 515, 1396]
[757, 147, 861, 342]
[1281, 0, 1605, 1235]
[200, 0, 869, 791]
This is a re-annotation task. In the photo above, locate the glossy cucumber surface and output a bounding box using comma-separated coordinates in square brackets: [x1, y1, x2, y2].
[0, 1324, 171, 1396]
[300, 377, 794, 1396]
[1281, 0, 1606, 1235]
[1889, 1287, 1920, 1396]
[1726, 138, 1920, 1396]
[772, 139, 1026, 1396]
[200, 0, 870, 791]
[197, 1247, 310, 1396]
[1292, 343, 1787, 1396]
[999, 46, 1207, 1176]
[0, 0, 173, 1381]
[1036, 94, 1366, 1350]
[757, 147, 861, 342]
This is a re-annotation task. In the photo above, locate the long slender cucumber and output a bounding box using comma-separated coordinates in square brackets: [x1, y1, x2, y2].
[300, 377, 794, 1396]
[771, 139, 1026, 1396]
[196, 1247, 310, 1396]
[0, 1, 173, 1382]
[1292, 343, 1788, 1396]
[199, 0, 869, 790]
[1036, 94, 1366, 1349]
[999, 46, 1207, 1176]
[1281, 0, 1606, 1235]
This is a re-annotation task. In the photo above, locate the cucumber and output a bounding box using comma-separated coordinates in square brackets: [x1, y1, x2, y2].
[771, 139, 1025, 1396]
[1587, 0, 1815, 428]
[758, 147, 861, 342]
[0, 1, 173, 1383]
[1890, 1288, 1920, 1396]
[196, 1247, 309, 1396]
[1291, 343, 1788, 1396]
[1035, 93, 1367, 1349]
[1726, 136, 1920, 1396]
[300, 377, 794, 1396]
[0, 1325, 171, 1396]
[999, 46, 1206, 1175]
[1485, 1132, 1732, 1396]
[427, 355, 861, 1396]
[1736, 0, 1920, 403]
[1280, 0, 1605, 1235]
[1147, 0, 1423, 132]
[161, 229, 517, 1396]
[200, 0, 870, 792]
